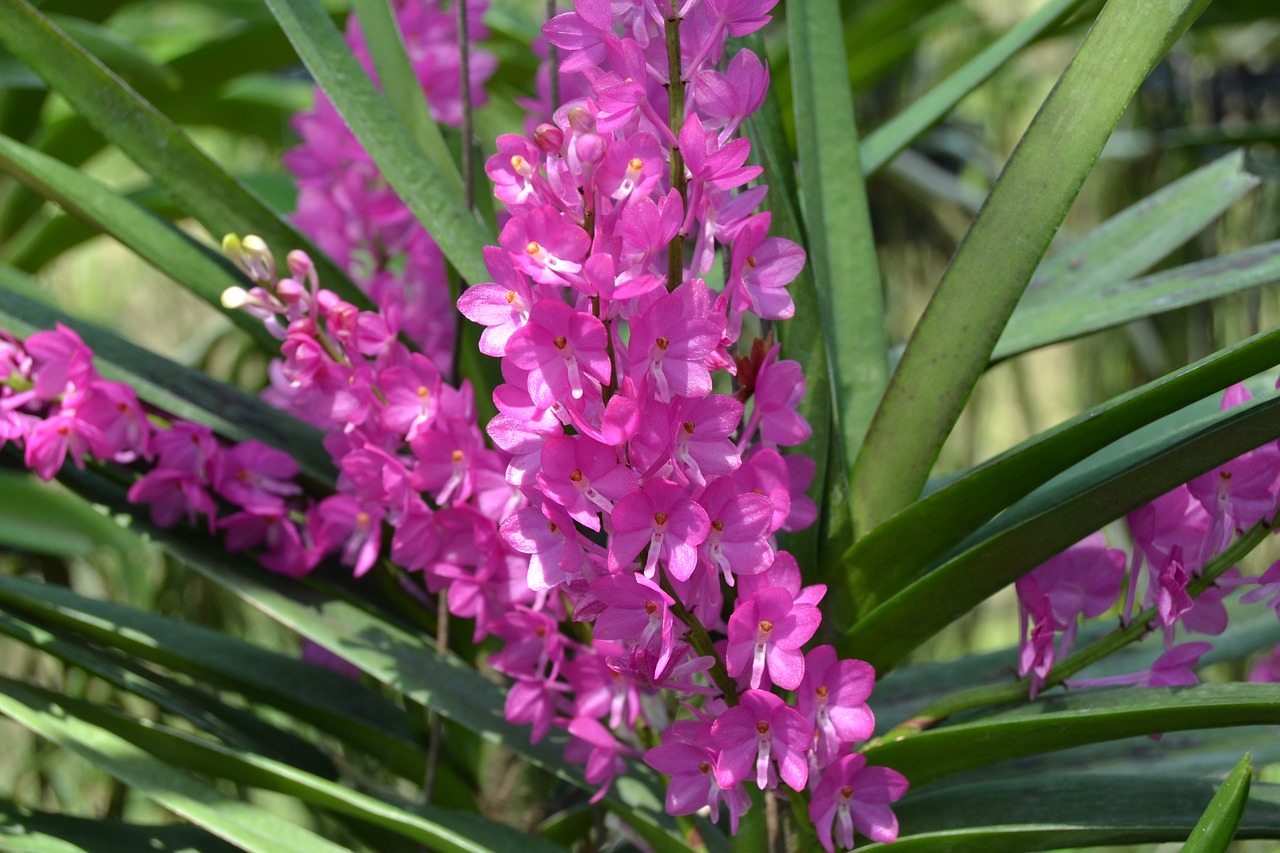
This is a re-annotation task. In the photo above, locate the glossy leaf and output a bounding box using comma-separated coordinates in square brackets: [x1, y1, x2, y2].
[789, 0, 887, 470]
[839, 388, 1280, 669]
[0, 468, 120, 557]
[850, 0, 1204, 534]
[0, 574, 424, 780]
[866, 773, 1280, 852]
[1182, 753, 1252, 852]
[996, 240, 1280, 360]
[1, 678, 565, 853]
[0, 677, 351, 853]
[828, 319, 1280, 631]
[862, 683, 1280, 787]
[0, 133, 277, 350]
[261, 0, 493, 284]
[0, 0, 368, 308]
[858, 0, 1089, 177]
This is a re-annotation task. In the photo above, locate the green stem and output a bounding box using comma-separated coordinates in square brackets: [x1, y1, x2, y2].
[867, 519, 1273, 745]
[664, 0, 686, 291]
[660, 574, 738, 706]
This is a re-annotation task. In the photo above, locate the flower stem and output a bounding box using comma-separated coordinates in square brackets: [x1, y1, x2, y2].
[664, 0, 686, 291]
[865, 519, 1273, 745]
[660, 573, 739, 705]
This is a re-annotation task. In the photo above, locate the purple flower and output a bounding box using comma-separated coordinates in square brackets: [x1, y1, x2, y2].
[711, 689, 811, 791]
[809, 754, 908, 851]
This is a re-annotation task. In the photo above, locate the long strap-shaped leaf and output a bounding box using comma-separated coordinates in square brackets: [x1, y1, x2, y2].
[997, 240, 1280, 360]
[849, 0, 1206, 535]
[0, 0, 368, 308]
[839, 388, 1280, 669]
[0, 133, 277, 350]
[0, 677, 568, 853]
[862, 683, 1280, 788]
[789, 0, 887, 472]
[858, 0, 1089, 177]
[874, 773, 1280, 853]
[828, 320, 1280, 630]
[0, 678, 351, 853]
[0, 278, 335, 484]
[261, 0, 493, 284]
[0, 800, 242, 853]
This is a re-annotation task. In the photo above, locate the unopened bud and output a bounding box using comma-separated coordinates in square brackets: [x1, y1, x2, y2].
[221, 286, 251, 309]
[286, 249, 314, 281]
[239, 234, 275, 283]
[533, 123, 563, 154]
[566, 105, 595, 134]
[575, 132, 606, 166]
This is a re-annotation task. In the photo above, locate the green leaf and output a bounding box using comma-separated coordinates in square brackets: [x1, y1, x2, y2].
[0, 573, 424, 781]
[261, 0, 494, 284]
[1182, 753, 1253, 852]
[0, 800, 242, 853]
[349, 0, 464, 195]
[0, 677, 352, 853]
[862, 684, 1280, 788]
[49, 15, 179, 93]
[741, 34, 843, 580]
[0, 133, 278, 350]
[1021, 150, 1259, 307]
[858, 0, 1089, 177]
[869, 773, 1280, 852]
[1, 677, 565, 853]
[0, 0, 368, 308]
[788, 0, 887, 477]
[996, 240, 1280, 360]
[0, 469, 120, 557]
[828, 319, 1280, 631]
[839, 386, 1280, 670]
[850, 0, 1205, 534]
[0, 281, 335, 484]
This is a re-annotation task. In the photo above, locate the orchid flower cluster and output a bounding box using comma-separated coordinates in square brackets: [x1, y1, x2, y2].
[1017, 382, 1280, 697]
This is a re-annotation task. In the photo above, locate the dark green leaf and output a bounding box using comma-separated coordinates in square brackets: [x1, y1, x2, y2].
[862, 684, 1280, 788]
[866, 773, 1280, 852]
[829, 321, 1280, 631]
[839, 387, 1280, 670]
[0, 800, 241, 853]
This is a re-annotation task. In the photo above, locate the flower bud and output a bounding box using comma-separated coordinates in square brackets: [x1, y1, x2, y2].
[533, 123, 564, 154]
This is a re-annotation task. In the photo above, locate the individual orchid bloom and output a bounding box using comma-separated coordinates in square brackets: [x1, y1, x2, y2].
[711, 689, 811, 791]
[627, 280, 723, 402]
[505, 299, 611, 405]
[409, 415, 491, 506]
[541, 0, 612, 74]
[258, 516, 311, 579]
[694, 48, 769, 143]
[213, 439, 302, 511]
[618, 190, 684, 279]
[457, 247, 539, 358]
[1015, 577, 1061, 698]
[499, 205, 590, 286]
[796, 645, 876, 767]
[563, 716, 633, 802]
[504, 675, 566, 743]
[489, 607, 567, 681]
[1149, 547, 1193, 641]
[23, 323, 97, 400]
[378, 352, 443, 440]
[564, 644, 644, 730]
[486, 135, 547, 209]
[679, 114, 762, 193]
[127, 464, 219, 532]
[735, 549, 825, 607]
[608, 478, 711, 580]
[487, 410, 561, 487]
[739, 344, 811, 449]
[596, 133, 664, 204]
[644, 718, 752, 833]
[1125, 485, 1212, 622]
[726, 212, 803, 323]
[536, 433, 636, 530]
[500, 497, 592, 590]
[308, 494, 385, 577]
[629, 395, 743, 486]
[23, 396, 113, 481]
[698, 475, 774, 585]
[588, 572, 677, 672]
[809, 753, 908, 851]
[725, 585, 821, 690]
[72, 379, 150, 463]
